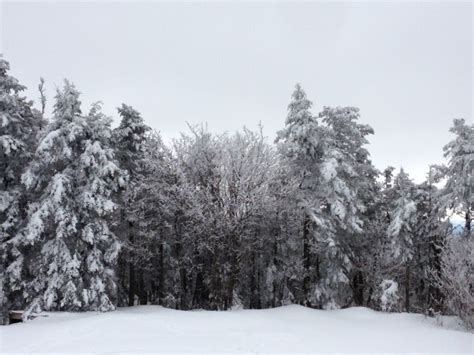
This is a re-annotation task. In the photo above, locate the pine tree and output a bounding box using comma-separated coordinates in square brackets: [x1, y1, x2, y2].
[0, 57, 42, 314]
[3, 56, 469, 319]
[386, 169, 417, 312]
[310, 106, 375, 309]
[276, 84, 322, 306]
[430, 119, 474, 328]
[410, 166, 448, 312]
[14, 81, 124, 315]
[362, 166, 396, 309]
[125, 130, 186, 308]
[112, 104, 150, 306]
[276, 86, 377, 309]
[440, 118, 473, 237]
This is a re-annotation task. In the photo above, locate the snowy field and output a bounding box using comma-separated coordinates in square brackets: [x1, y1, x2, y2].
[0, 305, 472, 354]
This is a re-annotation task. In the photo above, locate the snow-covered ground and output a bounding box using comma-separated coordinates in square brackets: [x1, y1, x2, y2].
[0, 305, 471, 354]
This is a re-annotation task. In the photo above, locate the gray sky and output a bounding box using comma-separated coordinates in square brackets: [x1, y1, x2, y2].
[1, 1, 472, 182]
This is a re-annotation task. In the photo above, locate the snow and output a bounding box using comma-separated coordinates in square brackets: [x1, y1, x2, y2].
[0, 191, 13, 212]
[321, 157, 338, 181]
[0, 135, 21, 155]
[379, 280, 399, 312]
[1, 305, 471, 354]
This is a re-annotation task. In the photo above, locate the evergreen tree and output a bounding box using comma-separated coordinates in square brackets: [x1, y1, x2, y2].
[430, 119, 473, 328]
[125, 130, 188, 308]
[385, 169, 417, 312]
[276, 85, 377, 309]
[112, 104, 150, 306]
[0, 58, 42, 312]
[411, 166, 448, 312]
[13, 81, 124, 315]
[2, 55, 471, 323]
[440, 118, 473, 237]
[275, 84, 323, 307]
[312, 106, 375, 308]
[362, 166, 396, 309]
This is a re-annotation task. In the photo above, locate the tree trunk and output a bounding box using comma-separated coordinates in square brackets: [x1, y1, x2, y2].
[353, 271, 364, 306]
[429, 234, 443, 312]
[192, 271, 203, 308]
[128, 263, 135, 306]
[405, 264, 410, 312]
[127, 227, 136, 307]
[272, 233, 279, 308]
[139, 269, 147, 305]
[249, 251, 257, 309]
[302, 213, 311, 307]
[158, 241, 164, 305]
[465, 210, 471, 237]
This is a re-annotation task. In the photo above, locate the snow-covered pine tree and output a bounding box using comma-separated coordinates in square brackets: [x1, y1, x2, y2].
[323, 106, 379, 307]
[123, 130, 187, 308]
[14, 81, 124, 315]
[440, 118, 473, 237]
[431, 119, 473, 328]
[385, 169, 417, 312]
[361, 166, 396, 309]
[412, 166, 449, 312]
[0, 57, 43, 314]
[264, 161, 301, 308]
[112, 104, 150, 306]
[275, 83, 323, 307]
[276, 86, 378, 309]
[312, 106, 375, 309]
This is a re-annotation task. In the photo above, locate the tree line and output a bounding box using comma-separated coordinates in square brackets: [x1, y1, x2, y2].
[0, 58, 472, 328]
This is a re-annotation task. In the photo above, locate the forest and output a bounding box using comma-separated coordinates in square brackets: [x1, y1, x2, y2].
[0, 57, 472, 329]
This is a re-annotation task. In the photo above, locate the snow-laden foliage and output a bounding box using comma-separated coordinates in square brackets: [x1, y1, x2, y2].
[276, 85, 376, 309]
[411, 168, 449, 312]
[8, 82, 124, 314]
[378, 280, 399, 312]
[0, 58, 45, 312]
[0, 55, 471, 329]
[386, 170, 417, 263]
[169, 125, 283, 309]
[376, 169, 418, 312]
[440, 119, 473, 237]
[432, 235, 474, 328]
[112, 103, 150, 306]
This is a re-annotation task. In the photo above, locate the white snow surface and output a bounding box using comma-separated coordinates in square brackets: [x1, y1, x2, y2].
[0, 305, 471, 354]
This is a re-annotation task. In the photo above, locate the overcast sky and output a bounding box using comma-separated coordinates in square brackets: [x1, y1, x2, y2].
[1, 1, 472, 182]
